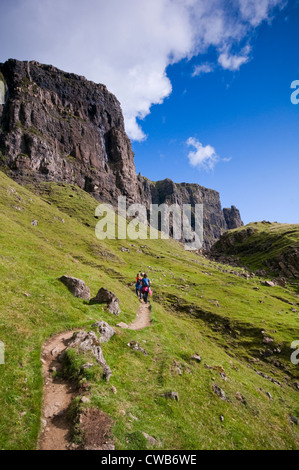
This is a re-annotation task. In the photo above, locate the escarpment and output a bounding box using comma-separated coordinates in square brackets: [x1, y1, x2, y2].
[0, 59, 243, 249]
[0, 59, 139, 204]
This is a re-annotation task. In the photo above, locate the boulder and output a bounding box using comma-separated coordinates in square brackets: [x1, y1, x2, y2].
[59, 275, 90, 301]
[90, 288, 120, 315]
[191, 354, 202, 363]
[261, 281, 275, 287]
[127, 341, 148, 356]
[212, 384, 227, 401]
[67, 331, 112, 381]
[92, 321, 115, 343]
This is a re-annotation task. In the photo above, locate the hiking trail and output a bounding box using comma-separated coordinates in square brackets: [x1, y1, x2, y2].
[127, 301, 151, 330]
[38, 301, 151, 450]
[38, 330, 79, 450]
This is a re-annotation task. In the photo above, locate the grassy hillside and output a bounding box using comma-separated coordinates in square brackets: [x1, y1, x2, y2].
[0, 171, 298, 450]
[211, 222, 299, 278]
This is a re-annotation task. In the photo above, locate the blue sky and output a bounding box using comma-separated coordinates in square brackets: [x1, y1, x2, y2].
[0, 0, 298, 224]
[133, 2, 299, 224]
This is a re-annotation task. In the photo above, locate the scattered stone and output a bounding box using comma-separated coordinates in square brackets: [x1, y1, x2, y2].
[121, 247, 130, 253]
[90, 288, 120, 315]
[81, 396, 91, 404]
[127, 341, 148, 356]
[51, 347, 59, 357]
[81, 363, 94, 370]
[220, 416, 225, 422]
[205, 364, 226, 378]
[191, 354, 202, 363]
[253, 369, 282, 387]
[273, 277, 287, 288]
[44, 404, 60, 418]
[59, 275, 91, 301]
[212, 384, 227, 401]
[31, 219, 38, 226]
[261, 281, 275, 287]
[142, 432, 159, 446]
[110, 386, 117, 395]
[162, 392, 179, 401]
[117, 322, 129, 329]
[92, 321, 115, 343]
[263, 337, 274, 345]
[235, 392, 247, 405]
[24, 292, 30, 297]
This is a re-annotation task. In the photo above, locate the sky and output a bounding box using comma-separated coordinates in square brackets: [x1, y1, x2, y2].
[0, 0, 298, 224]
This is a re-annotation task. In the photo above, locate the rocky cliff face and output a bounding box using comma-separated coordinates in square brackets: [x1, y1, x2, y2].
[0, 59, 243, 249]
[137, 176, 231, 249]
[223, 206, 244, 230]
[0, 59, 139, 204]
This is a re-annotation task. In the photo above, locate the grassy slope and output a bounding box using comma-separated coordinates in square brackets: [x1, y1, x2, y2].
[0, 171, 298, 450]
[213, 222, 299, 275]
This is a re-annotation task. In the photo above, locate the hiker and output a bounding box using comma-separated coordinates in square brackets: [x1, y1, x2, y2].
[141, 273, 151, 304]
[135, 273, 143, 300]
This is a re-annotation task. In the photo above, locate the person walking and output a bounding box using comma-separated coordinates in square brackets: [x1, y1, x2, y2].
[141, 273, 151, 304]
[135, 273, 143, 300]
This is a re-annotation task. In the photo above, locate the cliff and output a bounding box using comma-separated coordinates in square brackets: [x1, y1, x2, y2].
[137, 176, 231, 249]
[0, 59, 139, 204]
[0, 59, 243, 249]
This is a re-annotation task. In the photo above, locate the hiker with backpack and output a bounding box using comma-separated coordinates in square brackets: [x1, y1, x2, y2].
[135, 273, 143, 300]
[141, 273, 151, 304]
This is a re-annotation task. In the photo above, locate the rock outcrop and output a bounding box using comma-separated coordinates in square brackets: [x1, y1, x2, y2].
[59, 275, 90, 301]
[223, 206, 244, 230]
[138, 176, 240, 249]
[0, 59, 139, 204]
[0, 59, 243, 249]
[92, 321, 116, 343]
[67, 331, 112, 381]
[211, 223, 299, 278]
[90, 288, 120, 315]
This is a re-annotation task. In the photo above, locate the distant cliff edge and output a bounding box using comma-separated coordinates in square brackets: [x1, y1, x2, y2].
[0, 59, 243, 249]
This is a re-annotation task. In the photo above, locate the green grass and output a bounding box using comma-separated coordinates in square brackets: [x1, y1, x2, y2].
[0, 171, 298, 450]
[213, 221, 299, 276]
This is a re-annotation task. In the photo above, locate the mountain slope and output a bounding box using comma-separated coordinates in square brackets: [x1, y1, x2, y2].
[0, 171, 298, 450]
[211, 222, 299, 278]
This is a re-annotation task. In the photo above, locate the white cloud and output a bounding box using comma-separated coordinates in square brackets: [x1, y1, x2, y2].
[236, 0, 285, 27]
[0, 0, 286, 141]
[192, 63, 214, 77]
[218, 45, 251, 71]
[186, 137, 219, 171]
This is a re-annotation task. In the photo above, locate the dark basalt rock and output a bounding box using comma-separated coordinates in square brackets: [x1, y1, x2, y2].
[137, 176, 242, 250]
[90, 288, 120, 315]
[59, 275, 90, 301]
[223, 206, 244, 230]
[0, 59, 243, 250]
[0, 59, 139, 204]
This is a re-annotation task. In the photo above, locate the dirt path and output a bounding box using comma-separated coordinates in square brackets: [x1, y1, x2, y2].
[38, 330, 79, 450]
[128, 301, 151, 330]
[38, 303, 151, 449]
